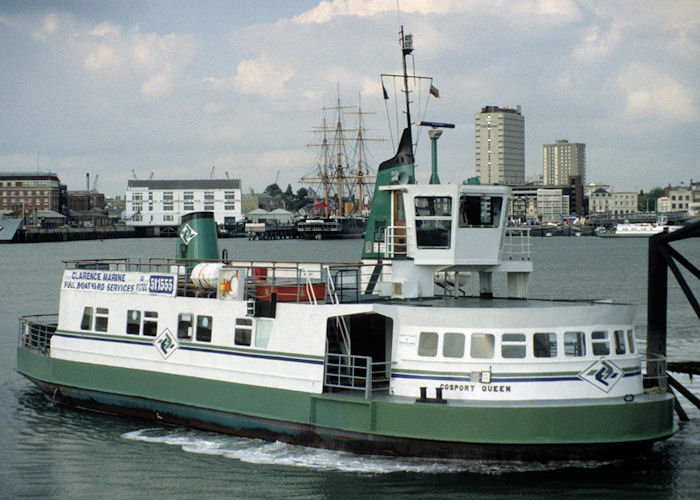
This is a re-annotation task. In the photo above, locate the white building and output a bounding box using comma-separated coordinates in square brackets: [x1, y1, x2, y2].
[537, 188, 569, 223]
[589, 188, 611, 215]
[124, 179, 242, 227]
[475, 106, 524, 185]
[610, 192, 638, 216]
[543, 140, 586, 186]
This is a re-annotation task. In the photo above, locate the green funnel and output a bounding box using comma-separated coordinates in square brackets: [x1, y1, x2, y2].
[176, 212, 219, 264]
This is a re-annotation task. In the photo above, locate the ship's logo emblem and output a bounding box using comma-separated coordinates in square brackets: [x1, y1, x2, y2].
[180, 223, 198, 245]
[579, 359, 623, 392]
[153, 328, 178, 359]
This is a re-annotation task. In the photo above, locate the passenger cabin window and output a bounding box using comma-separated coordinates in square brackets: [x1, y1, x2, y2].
[177, 313, 194, 339]
[126, 310, 141, 335]
[564, 332, 586, 357]
[94, 308, 109, 332]
[471, 333, 495, 359]
[501, 333, 526, 358]
[80, 307, 93, 331]
[627, 329, 636, 353]
[414, 196, 452, 248]
[614, 330, 626, 354]
[533, 333, 558, 358]
[235, 318, 252, 346]
[143, 311, 158, 337]
[459, 195, 502, 228]
[196, 315, 212, 342]
[80, 306, 93, 330]
[443, 333, 465, 358]
[418, 331, 438, 357]
[592, 330, 610, 355]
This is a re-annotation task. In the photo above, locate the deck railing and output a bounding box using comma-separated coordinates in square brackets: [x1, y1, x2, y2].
[19, 314, 57, 355]
[501, 227, 532, 261]
[324, 353, 392, 399]
[63, 258, 390, 304]
[641, 351, 668, 393]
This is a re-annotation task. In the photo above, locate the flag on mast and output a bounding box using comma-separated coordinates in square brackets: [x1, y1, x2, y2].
[429, 84, 440, 98]
[382, 83, 389, 100]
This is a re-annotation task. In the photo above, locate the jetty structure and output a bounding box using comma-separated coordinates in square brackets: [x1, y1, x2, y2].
[16, 28, 682, 459]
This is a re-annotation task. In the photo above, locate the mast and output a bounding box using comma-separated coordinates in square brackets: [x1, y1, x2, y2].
[322, 117, 330, 218]
[400, 26, 414, 153]
[335, 92, 344, 216]
[357, 96, 364, 215]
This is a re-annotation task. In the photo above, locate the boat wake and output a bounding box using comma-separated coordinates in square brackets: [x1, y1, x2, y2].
[122, 427, 617, 474]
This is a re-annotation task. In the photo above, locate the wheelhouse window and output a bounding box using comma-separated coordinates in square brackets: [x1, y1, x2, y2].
[564, 331, 586, 357]
[126, 310, 141, 335]
[418, 331, 438, 357]
[414, 196, 452, 248]
[592, 330, 610, 355]
[143, 311, 158, 337]
[626, 329, 636, 353]
[177, 313, 194, 339]
[443, 333, 465, 358]
[471, 333, 495, 359]
[459, 195, 502, 228]
[533, 333, 558, 358]
[196, 315, 212, 342]
[501, 333, 526, 358]
[614, 330, 626, 354]
[235, 318, 252, 346]
[80, 307, 93, 331]
[94, 308, 109, 332]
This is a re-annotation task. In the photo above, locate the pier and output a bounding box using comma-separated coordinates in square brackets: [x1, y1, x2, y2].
[647, 220, 700, 420]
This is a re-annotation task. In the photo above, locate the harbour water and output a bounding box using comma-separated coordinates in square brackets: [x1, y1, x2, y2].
[1, 237, 698, 498]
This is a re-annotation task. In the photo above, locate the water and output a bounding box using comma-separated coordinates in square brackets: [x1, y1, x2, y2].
[1, 237, 699, 498]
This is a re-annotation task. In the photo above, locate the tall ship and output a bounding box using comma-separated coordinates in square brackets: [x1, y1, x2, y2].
[17, 29, 676, 459]
[297, 94, 378, 239]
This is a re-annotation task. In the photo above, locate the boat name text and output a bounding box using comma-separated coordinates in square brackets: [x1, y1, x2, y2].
[438, 383, 512, 393]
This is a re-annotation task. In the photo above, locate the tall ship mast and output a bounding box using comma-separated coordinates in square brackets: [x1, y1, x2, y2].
[297, 92, 380, 239]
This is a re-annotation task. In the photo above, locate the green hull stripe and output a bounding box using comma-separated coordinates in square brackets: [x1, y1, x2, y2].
[17, 347, 676, 445]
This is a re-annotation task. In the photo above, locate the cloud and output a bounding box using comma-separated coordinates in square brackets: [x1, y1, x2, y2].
[616, 64, 697, 124]
[233, 56, 294, 97]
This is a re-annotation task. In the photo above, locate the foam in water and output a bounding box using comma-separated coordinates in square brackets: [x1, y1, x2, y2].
[122, 427, 616, 474]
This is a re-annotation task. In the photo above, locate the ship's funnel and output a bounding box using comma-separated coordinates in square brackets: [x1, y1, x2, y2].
[176, 212, 219, 264]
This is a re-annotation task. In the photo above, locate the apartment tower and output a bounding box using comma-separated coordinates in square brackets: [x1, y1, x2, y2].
[474, 106, 525, 185]
[543, 140, 586, 186]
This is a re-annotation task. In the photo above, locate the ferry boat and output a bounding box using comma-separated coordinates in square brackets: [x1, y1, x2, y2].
[597, 221, 682, 238]
[16, 29, 676, 460]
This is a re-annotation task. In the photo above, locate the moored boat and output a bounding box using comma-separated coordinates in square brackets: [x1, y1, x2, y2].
[16, 28, 676, 460]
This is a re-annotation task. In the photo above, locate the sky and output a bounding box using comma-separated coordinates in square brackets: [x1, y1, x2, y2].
[0, 0, 698, 197]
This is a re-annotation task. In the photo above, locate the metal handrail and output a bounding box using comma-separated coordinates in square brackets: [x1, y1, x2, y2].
[18, 314, 58, 355]
[640, 350, 668, 393]
[324, 353, 392, 399]
[502, 227, 532, 261]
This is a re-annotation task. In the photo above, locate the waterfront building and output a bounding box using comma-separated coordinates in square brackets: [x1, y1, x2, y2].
[474, 106, 524, 185]
[662, 183, 694, 213]
[588, 188, 638, 217]
[610, 192, 638, 216]
[509, 186, 539, 222]
[537, 188, 570, 223]
[589, 188, 611, 215]
[0, 172, 63, 215]
[543, 140, 586, 186]
[123, 179, 242, 228]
